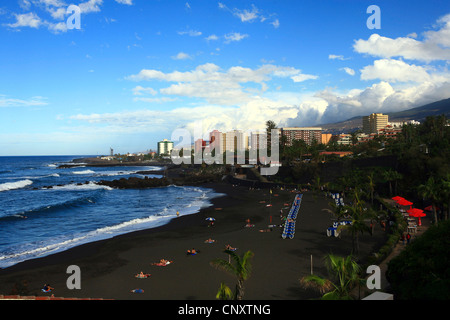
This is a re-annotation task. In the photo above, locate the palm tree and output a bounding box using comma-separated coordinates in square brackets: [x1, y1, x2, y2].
[215, 282, 234, 300]
[382, 169, 403, 197]
[337, 192, 371, 255]
[418, 176, 440, 224]
[300, 254, 361, 300]
[210, 250, 254, 300]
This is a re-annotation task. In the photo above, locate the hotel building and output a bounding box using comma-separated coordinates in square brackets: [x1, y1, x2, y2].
[362, 113, 389, 134]
[280, 127, 322, 146]
[157, 139, 174, 155]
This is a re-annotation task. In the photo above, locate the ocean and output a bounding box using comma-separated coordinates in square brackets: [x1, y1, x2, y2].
[0, 156, 222, 269]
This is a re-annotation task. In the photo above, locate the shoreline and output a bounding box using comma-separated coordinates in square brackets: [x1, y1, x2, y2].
[0, 182, 229, 273]
[0, 181, 388, 300]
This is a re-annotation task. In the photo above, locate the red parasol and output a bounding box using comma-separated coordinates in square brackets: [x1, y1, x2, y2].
[396, 198, 413, 209]
[392, 196, 404, 201]
[407, 208, 426, 226]
[424, 205, 440, 212]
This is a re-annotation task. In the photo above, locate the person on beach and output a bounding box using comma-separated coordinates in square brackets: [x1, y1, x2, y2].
[406, 233, 411, 244]
[135, 271, 151, 278]
[42, 284, 54, 292]
[187, 248, 198, 255]
[205, 238, 215, 243]
[131, 288, 144, 293]
[152, 259, 172, 266]
[401, 233, 405, 245]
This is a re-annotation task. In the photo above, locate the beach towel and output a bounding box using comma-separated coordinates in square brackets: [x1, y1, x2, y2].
[131, 289, 144, 293]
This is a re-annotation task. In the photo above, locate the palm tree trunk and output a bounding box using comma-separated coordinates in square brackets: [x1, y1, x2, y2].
[432, 204, 438, 224]
[236, 279, 245, 300]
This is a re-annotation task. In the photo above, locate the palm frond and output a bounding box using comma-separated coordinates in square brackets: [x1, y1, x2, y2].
[300, 274, 334, 294]
[210, 258, 237, 276]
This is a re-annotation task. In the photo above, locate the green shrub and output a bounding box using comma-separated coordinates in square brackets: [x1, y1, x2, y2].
[386, 220, 450, 299]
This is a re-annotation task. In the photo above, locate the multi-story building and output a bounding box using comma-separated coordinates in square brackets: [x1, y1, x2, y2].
[194, 139, 208, 154]
[209, 130, 225, 155]
[321, 133, 332, 145]
[157, 139, 174, 155]
[280, 127, 322, 146]
[250, 130, 267, 150]
[224, 130, 247, 152]
[362, 113, 389, 134]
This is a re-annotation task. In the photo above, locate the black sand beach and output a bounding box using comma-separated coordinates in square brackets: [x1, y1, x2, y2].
[0, 182, 387, 300]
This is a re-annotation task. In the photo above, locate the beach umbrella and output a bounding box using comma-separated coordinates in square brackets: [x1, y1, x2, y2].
[392, 196, 404, 201]
[396, 198, 413, 209]
[407, 208, 426, 226]
[205, 217, 215, 221]
[424, 205, 433, 211]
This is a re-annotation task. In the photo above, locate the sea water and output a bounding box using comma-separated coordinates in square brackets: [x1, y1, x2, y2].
[0, 156, 222, 268]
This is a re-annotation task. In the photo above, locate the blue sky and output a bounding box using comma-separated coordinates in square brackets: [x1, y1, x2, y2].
[1, 0, 450, 155]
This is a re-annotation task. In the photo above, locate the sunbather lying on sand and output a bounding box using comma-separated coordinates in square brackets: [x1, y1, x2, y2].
[186, 248, 199, 255]
[131, 288, 144, 293]
[204, 238, 215, 243]
[151, 259, 172, 266]
[135, 271, 151, 278]
[225, 244, 237, 251]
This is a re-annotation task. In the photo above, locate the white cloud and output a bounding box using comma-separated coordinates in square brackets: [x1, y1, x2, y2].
[171, 52, 192, 60]
[4, 0, 135, 33]
[424, 13, 450, 47]
[218, 2, 279, 30]
[78, 0, 103, 14]
[218, 2, 227, 10]
[47, 21, 67, 33]
[0, 95, 48, 107]
[329, 54, 350, 61]
[353, 32, 450, 62]
[132, 86, 157, 96]
[177, 29, 202, 37]
[127, 63, 318, 106]
[286, 79, 450, 127]
[205, 34, 219, 41]
[224, 32, 248, 43]
[340, 67, 356, 76]
[115, 0, 133, 5]
[5, 12, 42, 29]
[360, 59, 434, 83]
[291, 74, 319, 82]
[233, 4, 259, 22]
[271, 19, 280, 29]
[353, 13, 450, 62]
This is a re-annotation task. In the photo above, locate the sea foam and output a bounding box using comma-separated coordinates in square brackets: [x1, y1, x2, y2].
[0, 179, 33, 192]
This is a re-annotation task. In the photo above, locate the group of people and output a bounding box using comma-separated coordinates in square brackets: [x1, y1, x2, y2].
[401, 232, 412, 245]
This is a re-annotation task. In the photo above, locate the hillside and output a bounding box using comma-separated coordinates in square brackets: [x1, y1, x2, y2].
[321, 97, 450, 134]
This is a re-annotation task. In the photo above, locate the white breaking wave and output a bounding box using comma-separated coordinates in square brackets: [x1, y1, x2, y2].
[72, 169, 95, 175]
[48, 181, 113, 191]
[0, 179, 33, 192]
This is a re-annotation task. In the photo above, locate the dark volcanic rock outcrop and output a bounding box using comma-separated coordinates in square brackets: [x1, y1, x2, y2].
[97, 177, 171, 189]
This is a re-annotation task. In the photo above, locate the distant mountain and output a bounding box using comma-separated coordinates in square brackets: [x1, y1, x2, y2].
[321, 97, 450, 134]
